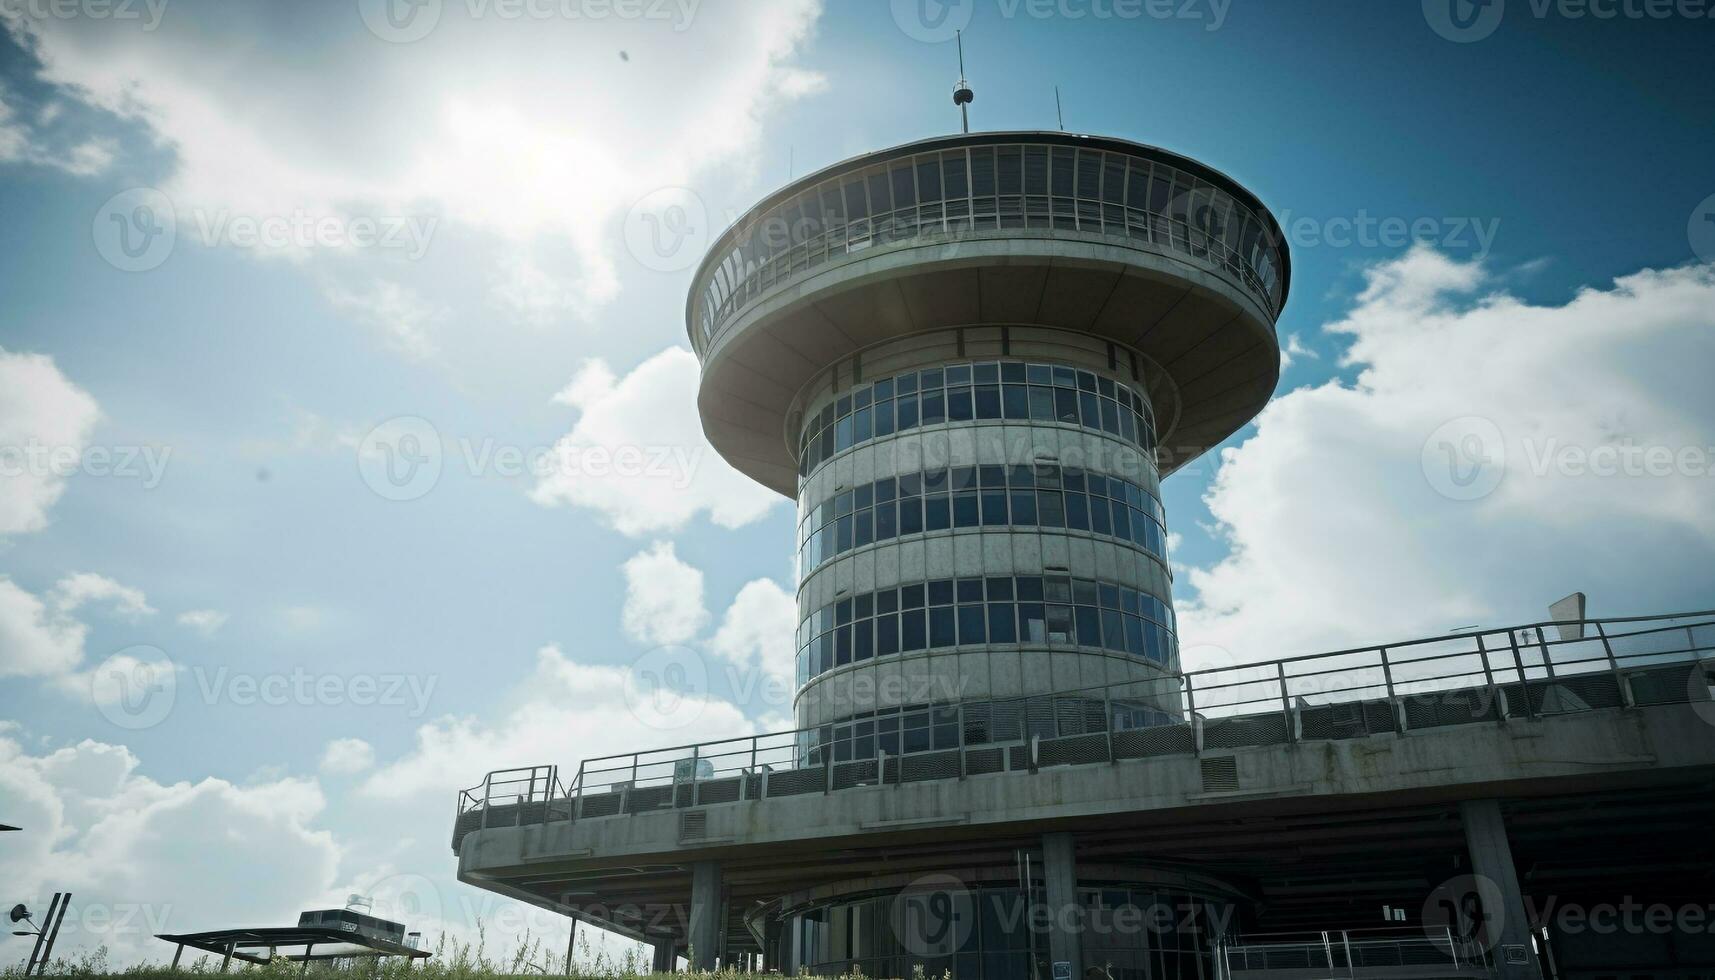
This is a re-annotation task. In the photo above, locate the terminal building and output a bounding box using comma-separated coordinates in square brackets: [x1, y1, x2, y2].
[453, 126, 1715, 980]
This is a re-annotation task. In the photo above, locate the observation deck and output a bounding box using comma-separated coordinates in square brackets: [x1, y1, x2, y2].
[687, 131, 1290, 496]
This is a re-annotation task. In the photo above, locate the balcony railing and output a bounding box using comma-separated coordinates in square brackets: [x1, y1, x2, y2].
[1222, 928, 1493, 978]
[453, 611, 1715, 852]
[690, 140, 1289, 349]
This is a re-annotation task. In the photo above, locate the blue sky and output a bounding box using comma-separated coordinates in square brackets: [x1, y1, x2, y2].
[1, 0, 1713, 968]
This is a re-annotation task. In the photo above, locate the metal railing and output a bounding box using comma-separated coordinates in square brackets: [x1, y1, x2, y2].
[453, 611, 1715, 851]
[1221, 928, 1492, 977]
[691, 140, 1290, 347]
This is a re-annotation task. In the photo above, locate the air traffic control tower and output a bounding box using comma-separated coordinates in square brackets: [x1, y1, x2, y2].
[454, 126, 1715, 980]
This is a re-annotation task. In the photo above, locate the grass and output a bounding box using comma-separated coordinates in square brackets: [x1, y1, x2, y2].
[3, 928, 922, 980]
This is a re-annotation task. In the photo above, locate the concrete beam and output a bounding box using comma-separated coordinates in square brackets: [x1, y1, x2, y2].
[1041, 832, 1082, 980]
[1460, 800, 1542, 980]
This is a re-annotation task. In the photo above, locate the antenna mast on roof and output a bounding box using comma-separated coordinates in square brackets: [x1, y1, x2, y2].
[952, 30, 974, 134]
[1054, 85, 1065, 131]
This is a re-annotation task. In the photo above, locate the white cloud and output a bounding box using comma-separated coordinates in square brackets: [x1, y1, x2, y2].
[0, 346, 101, 535]
[530, 348, 781, 534]
[1279, 332, 1318, 372]
[0, 572, 155, 679]
[320, 738, 376, 776]
[50, 571, 155, 619]
[0, 735, 340, 967]
[620, 540, 708, 646]
[1177, 249, 1715, 665]
[709, 578, 797, 688]
[176, 608, 228, 636]
[0, 84, 112, 174]
[323, 279, 445, 359]
[2, 1, 825, 316]
[0, 577, 86, 678]
[361, 644, 756, 801]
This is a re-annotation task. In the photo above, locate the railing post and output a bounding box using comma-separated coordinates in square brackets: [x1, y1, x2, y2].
[688, 745, 700, 806]
[574, 766, 585, 821]
[1185, 674, 1201, 755]
[480, 773, 493, 831]
[1379, 647, 1405, 733]
[1341, 931, 1354, 979]
[1103, 689, 1116, 764]
[1278, 662, 1296, 742]
[1509, 630, 1537, 719]
[1596, 621, 1635, 708]
[1475, 633, 1505, 722]
[957, 703, 968, 780]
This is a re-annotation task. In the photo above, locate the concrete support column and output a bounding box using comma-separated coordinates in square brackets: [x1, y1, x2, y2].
[1041, 832, 1082, 980]
[650, 940, 675, 973]
[688, 860, 723, 971]
[761, 917, 783, 973]
[1461, 800, 1543, 980]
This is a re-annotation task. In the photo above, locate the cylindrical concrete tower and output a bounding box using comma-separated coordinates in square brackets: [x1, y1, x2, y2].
[689, 131, 1288, 768]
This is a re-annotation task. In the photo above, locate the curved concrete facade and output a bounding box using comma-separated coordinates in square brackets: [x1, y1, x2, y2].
[790, 329, 1181, 730]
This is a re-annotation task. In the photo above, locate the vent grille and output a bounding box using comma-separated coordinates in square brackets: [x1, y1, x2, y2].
[1200, 756, 1239, 793]
[678, 810, 707, 842]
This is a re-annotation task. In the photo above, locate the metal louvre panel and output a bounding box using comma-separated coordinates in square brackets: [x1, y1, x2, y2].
[901, 749, 962, 782]
[764, 769, 825, 798]
[964, 746, 1006, 775]
[832, 760, 879, 790]
[578, 793, 622, 818]
[695, 778, 741, 805]
[627, 786, 674, 814]
[1038, 732, 1109, 767]
[1629, 664, 1701, 705]
[1202, 714, 1289, 749]
[1112, 724, 1193, 759]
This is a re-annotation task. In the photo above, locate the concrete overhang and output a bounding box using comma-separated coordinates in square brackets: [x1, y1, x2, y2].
[457, 702, 1715, 887]
[697, 232, 1280, 498]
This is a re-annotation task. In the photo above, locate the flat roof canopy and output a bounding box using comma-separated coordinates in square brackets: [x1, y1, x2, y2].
[157, 927, 430, 966]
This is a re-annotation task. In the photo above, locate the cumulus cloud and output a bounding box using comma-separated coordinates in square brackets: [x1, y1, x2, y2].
[1176, 249, 1715, 665]
[0, 572, 152, 679]
[0, 577, 86, 678]
[0, 346, 101, 535]
[176, 608, 228, 636]
[361, 644, 757, 801]
[2, 1, 825, 318]
[0, 735, 340, 967]
[620, 540, 708, 646]
[50, 572, 156, 619]
[530, 348, 781, 534]
[709, 578, 797, 688]
[320, 738, 375, 775]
